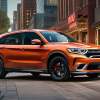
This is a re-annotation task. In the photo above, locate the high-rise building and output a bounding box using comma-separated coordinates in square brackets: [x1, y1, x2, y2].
[17, 3, 21, 30]
[12, 11, 17, 31]
[30, 0, 58, 29]
[0, 0, 7, 14]
[44, 0, 58, 28]
[21, 0, 36, 29]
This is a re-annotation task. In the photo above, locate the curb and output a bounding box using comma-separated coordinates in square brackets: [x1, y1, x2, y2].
[0, 91, 4, 100]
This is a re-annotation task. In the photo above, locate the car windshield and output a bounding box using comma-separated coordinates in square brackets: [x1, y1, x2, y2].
[41, 31, 76, 42]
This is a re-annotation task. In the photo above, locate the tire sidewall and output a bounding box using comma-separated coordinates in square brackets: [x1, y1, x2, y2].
[49, 56, 70, 81]
[0, 59, 6, 78]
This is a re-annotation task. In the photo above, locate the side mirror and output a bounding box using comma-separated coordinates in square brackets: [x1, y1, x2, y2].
[31, 39, 41, 45]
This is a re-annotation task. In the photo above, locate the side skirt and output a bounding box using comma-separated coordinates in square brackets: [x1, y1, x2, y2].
[5, 68, 48, 74]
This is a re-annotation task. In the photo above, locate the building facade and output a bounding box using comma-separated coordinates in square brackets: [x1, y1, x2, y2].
[21, 0, 36, 29]
[67, 0, 88, 43]
[95, 0, 100, 45]
[12, 11, 17, 31]
[50, 0, 100, 45]
[17, 3, 22, 30]
[30, 0, 45, 29]
[30, 0, 58, 29]
[50, 0, 68, 32]
[67, 0, 100, 44]
[0, 0, 7, 14]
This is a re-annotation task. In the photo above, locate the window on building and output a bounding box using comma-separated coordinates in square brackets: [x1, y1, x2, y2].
[79, 0, 84, 8]
[96, 0, 100, 7]
[47, 0, 58, 6]
[83, 0, 88, 7]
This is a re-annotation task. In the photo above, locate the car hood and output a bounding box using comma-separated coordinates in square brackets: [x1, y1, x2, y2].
[49, 42, 100, 49]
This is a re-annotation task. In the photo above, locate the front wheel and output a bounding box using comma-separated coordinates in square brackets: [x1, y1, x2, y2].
[0, 59, 6, 79]
[49, 56, 70, 81]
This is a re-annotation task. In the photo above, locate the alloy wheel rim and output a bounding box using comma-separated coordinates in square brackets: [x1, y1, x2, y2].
[52, 59, 65, 78]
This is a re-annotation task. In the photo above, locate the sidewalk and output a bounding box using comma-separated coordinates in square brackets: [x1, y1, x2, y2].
[0, 79, 6, 100]
[0, 78, 19, 100]
[0, 90, 4, 100]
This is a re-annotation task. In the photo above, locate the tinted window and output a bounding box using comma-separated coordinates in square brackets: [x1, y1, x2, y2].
[23, 32, 41, 45]
[0, 33, 23, 45]
[41, 31, 76, 42]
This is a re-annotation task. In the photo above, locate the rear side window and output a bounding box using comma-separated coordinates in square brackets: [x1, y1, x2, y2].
[0, 33, 23, 45]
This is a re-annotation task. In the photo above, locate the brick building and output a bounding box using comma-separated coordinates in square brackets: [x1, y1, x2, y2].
[50, 0, 100, 45]
[21, 0, 36, 29]
[95, 0, 100, 45]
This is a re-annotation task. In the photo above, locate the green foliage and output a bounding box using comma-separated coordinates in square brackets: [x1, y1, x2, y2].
[0, 10, 10, 34]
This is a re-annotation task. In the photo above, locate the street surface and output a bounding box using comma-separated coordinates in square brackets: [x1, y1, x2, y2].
[0, 73, 100, 100]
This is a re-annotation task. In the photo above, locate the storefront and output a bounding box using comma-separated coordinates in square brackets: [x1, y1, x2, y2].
[95, 7, 100, 45]
[67, 12, 88, 43]
[95, 24, 100, 45]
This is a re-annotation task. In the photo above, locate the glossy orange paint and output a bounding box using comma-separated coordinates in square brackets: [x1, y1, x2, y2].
[0, 29, 100, 76]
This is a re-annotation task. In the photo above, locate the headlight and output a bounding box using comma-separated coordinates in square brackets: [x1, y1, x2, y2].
[67, 48, 88, 55]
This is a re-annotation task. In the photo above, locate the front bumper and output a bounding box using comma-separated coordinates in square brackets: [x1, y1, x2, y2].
[72, 58, 100, 75]
[72, 70, 100, 75]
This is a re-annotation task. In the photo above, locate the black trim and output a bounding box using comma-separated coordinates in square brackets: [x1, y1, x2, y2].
[71, 71, 100, 76]
[5, 68, 48, 74]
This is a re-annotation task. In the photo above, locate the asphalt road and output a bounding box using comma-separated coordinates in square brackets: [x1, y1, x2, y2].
[0, 73, 100, 100]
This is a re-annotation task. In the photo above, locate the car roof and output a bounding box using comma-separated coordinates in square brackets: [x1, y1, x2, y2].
[0, 29, 56, 38]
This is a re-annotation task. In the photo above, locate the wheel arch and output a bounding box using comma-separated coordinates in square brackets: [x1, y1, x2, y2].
[47, 51, 69, 72]
[0, 54, 4, 61]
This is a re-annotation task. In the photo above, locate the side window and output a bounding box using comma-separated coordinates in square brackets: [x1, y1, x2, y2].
[0, 33, 23, 45]
[24, 32, 41, 45]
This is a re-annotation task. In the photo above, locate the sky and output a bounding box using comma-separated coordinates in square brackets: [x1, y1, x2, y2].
[8, 0, 21, 23]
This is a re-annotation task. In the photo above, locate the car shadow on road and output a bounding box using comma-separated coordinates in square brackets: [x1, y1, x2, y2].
[3, 73, 100, 82]
[69, 76, 100, 82]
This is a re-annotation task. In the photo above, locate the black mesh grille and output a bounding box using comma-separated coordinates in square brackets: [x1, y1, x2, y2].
[85, 49, 100, 57]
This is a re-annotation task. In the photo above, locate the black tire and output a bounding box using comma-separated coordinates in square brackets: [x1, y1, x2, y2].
[0, 59, 6, 79]
[49, 56, 70, 81]
[87, 74, 99, 78]
[32, 72, 40, 78]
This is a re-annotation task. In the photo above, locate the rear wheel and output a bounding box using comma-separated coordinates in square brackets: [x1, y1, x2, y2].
[0, 59, 6, 79]
[49, 56, 70, 81]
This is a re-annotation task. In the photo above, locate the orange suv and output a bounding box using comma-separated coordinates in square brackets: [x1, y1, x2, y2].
[0, 29, 100, 81]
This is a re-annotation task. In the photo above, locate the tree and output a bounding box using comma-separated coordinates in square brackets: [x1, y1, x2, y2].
[0, 10, 10, 34]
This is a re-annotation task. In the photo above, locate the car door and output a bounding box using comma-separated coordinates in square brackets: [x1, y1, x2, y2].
[21, 32, 49, 70]
[0, 33, 25, 69]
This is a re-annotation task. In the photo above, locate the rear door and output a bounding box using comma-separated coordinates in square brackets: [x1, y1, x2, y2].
[0, 33, 25, 69]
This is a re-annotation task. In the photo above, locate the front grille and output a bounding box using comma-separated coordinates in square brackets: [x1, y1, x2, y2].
[85, 49, 100, 58]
